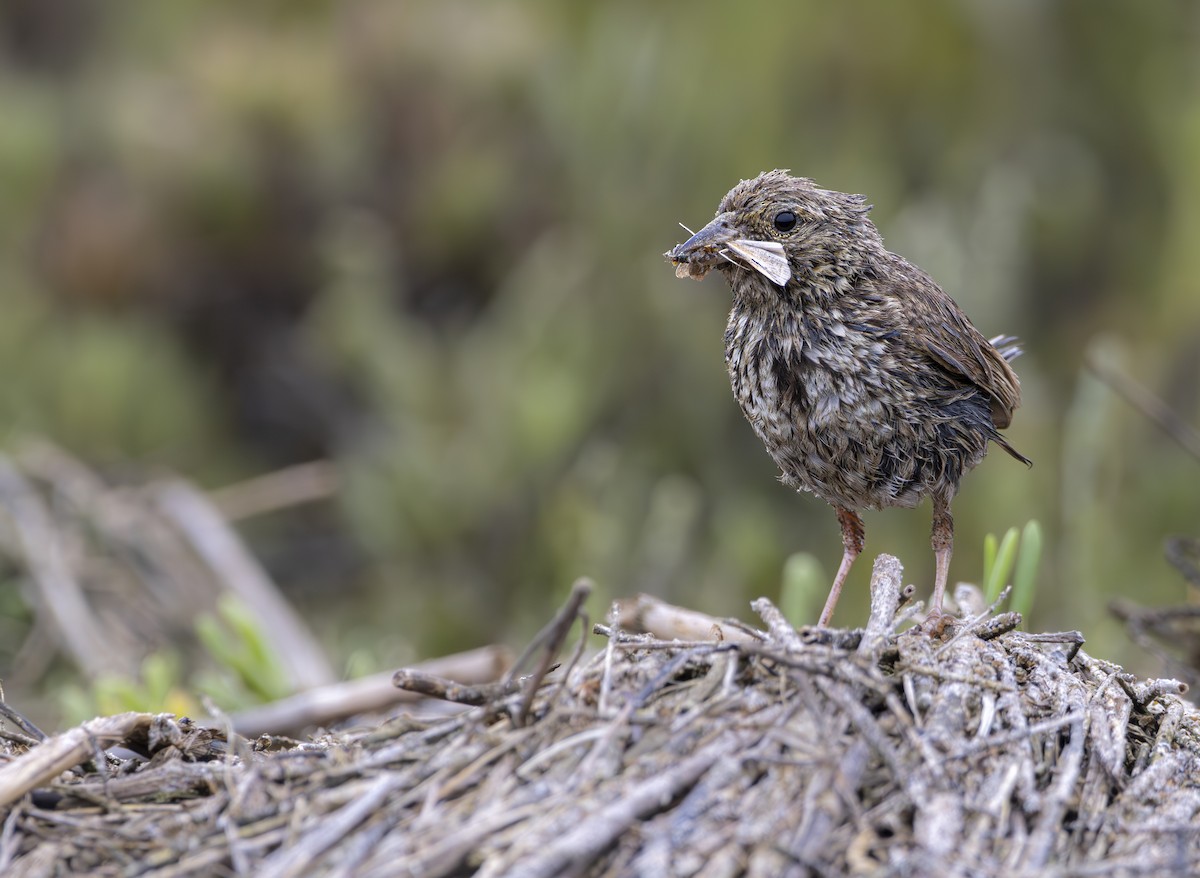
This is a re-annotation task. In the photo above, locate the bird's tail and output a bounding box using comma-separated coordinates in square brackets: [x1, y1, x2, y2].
[992, 431, 1032, 466]
[987, 335, 1030, 465]
[989, 334, 1022, 362]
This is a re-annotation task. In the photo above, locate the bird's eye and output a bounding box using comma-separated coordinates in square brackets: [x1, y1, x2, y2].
[773, 210, 798, 232]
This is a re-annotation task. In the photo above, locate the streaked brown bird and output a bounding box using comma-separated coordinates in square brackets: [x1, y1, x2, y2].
[667, 170, 1028, 626]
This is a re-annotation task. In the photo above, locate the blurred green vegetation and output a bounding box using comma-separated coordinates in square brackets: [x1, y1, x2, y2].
[2, 0, 1199, 698]
[60, 596, 292, 723]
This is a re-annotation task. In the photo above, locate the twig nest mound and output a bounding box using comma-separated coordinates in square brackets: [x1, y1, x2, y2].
[2, 556, 1199, 876]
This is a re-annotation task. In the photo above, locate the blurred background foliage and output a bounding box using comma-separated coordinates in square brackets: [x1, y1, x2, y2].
[2, 0, 1199, 712]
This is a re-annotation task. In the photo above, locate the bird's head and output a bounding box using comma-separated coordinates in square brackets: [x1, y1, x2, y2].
[666, 170, 882, 289]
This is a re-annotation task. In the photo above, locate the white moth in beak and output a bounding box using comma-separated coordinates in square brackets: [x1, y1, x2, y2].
[668, 219, 792, 287]
[723, 239, 791, 286]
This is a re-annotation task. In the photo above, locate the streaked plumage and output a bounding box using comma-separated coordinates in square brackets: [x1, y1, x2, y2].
[667, 170, 1028, 626]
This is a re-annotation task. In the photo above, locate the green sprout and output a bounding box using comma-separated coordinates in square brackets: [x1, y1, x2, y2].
[194, 595, 292, 706]
[779, 552, 826, 625]
[983, 520, 1043, 620]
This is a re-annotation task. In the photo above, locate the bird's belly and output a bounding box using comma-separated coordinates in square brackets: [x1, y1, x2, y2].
[726, 337, 977, 511]
[741, 381, 921, 509]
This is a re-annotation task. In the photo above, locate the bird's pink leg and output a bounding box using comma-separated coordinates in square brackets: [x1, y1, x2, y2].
[818, 507, 865, 627]
[929, 494, 953, 615]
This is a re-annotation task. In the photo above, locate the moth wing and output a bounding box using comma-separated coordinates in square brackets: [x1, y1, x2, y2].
[726, 239, 791, 286]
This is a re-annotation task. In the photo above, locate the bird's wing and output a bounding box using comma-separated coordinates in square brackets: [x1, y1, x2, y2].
[884, 255, 1022, 431]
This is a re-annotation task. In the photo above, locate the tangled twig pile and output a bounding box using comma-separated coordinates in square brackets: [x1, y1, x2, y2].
[2, 555, 1199, 877]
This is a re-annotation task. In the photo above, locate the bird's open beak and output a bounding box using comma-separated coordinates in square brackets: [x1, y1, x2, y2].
[665, 214, 737, 280]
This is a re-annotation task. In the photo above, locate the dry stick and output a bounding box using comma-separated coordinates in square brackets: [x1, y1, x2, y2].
[614, 593, 763, 643]
[751, 597, 805, 651]
[389, 804, 543, 878]
[1031, 629, 1086, 663]
[1110, 600, 1200, 685]
[0, 712, 157, 808]
[1110, 600, 1200, 628]
[1133, 677, 1190, 703]
[545, 612, 593, 716]
[630, 648, 712, 709]
[789, 739, 871, 867]
[737, 641, 885, 692]
[230, 644, 511, 737]
[0, 701, 45, 743]
[438, 730, 535, 801]
[16, 442, 221, 639]
[1057, 857, 1200, 878]
[1021, 715, 1086, 869]
[225, 809, 254, 878]
[145, 826, 287, 878]
[499, 737, 730, 878]
[208, 460, 340, 522]
[257, 774, 404, 878]
[153, 479, 335, 690]
[598, 603, 621, 717]
[972, 612, 1024, 642]
[393, 670, 523, 706]
[858, 553, 905, 657]
[931, 587, 1014, 661]
[1087, 351, 1200, 463]
[56, 757, 217, 804]
[323, 818, 391, 878]
[895, 664, 1014, 693]
[0, 801, 22, 873]
[514, 727, 610, 781]
[942, 712, 1083, 763]
[559, 611, 592, 688]
[1165, 536, 1200, 587]
[0, 455, 128, 676]
[508, 578, 593, 727]
[1085, 672, 1133, 778]
[594, 629, 732, 651]
[506, 578, 594, 682]
[815, 676, 921, 803]
[1150, 698, 1185, 757]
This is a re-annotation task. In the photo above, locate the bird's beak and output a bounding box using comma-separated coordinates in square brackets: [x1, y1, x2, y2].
[666, 214, 737, 279]
[666, 212, 792, 286]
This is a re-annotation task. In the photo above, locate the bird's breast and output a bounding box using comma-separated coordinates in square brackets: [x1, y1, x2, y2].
[725, 304, 894, 427]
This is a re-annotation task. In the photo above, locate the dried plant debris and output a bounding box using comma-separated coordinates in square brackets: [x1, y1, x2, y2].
[1111, 536, 1200, 691]
[0, 441, 335, 692]
[2, 556, 1200, 877]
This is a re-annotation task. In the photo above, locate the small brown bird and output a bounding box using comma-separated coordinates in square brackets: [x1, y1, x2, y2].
[667, 170, 1028, 626]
